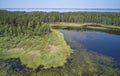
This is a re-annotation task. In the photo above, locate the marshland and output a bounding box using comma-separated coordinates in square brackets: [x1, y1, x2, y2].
[0, 10, 120, 76]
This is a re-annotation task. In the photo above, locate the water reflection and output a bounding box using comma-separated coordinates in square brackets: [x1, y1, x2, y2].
[61, 30, 120, 63]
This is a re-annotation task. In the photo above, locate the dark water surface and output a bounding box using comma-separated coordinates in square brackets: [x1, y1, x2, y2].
[61, 30, 120, 63]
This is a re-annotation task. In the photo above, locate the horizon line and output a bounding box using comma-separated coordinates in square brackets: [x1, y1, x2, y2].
[0, 8, 120, 9]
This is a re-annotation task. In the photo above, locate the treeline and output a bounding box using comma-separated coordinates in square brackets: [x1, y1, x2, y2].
[48, 12, 120, 26]
[0, 10, 120, 36]
[0, 11, 51, 36]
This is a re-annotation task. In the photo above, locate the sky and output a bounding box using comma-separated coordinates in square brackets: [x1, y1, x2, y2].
[0, 0, 120, 8]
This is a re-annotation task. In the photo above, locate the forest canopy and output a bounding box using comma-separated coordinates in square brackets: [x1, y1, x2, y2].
[0, 10, 120, 36]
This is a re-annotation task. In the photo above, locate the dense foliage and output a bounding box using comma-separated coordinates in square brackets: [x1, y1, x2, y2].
[0, 11, 51, 36]
[0, 10, 120, 36]
[50, 12, 120, 26]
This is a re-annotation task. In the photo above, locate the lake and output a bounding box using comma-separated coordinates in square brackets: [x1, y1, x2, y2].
[61, 30, 120, 63]
[0, 8, 120, 12]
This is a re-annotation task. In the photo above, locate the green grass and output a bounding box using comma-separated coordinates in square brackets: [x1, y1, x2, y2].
[0, 30, 73, 69]
[50, 22, 120, 31]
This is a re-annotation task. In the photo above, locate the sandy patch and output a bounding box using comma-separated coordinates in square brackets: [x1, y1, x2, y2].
[27, 50, 41, 57]
[49, 45, 59, 54]
[3, 48, 24, 54]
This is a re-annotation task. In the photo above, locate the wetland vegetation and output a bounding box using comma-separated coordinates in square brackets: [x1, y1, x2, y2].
[0, 10, 120, 76]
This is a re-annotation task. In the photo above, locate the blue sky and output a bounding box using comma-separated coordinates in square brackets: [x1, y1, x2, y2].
[0, 0, 120, 8]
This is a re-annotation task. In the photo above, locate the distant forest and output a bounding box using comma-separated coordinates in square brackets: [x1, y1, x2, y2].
[0, 10, 120, 36]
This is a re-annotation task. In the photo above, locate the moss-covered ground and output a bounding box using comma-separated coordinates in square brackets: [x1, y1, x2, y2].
[0, 30, 73, 69]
